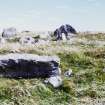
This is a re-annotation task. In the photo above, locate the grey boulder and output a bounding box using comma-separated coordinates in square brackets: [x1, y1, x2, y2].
[2, 27, 17, 38]
[0, 53, 61, 78]
[19, 36, 36, 45]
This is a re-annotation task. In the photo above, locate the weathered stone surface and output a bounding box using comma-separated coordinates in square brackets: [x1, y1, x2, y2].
[54, 24, 77, 40]
[19, 36, 36, 45]
[0, 54, 60, 78]
[2, 27, 17, 38]
[44, 76, 62, 88]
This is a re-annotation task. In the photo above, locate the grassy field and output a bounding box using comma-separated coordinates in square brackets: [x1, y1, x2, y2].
[0, 33, 105, 105]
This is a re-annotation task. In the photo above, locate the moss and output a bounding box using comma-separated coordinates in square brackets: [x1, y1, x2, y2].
[62, 79, 76, 96]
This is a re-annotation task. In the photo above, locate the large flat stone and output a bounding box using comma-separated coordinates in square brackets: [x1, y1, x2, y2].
[0, 54, 60, 78]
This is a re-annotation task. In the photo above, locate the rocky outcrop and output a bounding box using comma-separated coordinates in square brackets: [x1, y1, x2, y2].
[0, 54, 61, 78]
[54, 24, 77, 40]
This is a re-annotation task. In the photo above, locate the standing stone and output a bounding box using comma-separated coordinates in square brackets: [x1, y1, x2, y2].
[54, 24, 77, 40]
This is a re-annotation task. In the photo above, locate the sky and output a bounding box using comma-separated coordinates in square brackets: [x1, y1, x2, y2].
[0, 0, 105, 32]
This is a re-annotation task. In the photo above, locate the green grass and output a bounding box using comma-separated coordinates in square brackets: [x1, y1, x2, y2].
[0, 33, 105, 104]
[78, 33, 105, 41]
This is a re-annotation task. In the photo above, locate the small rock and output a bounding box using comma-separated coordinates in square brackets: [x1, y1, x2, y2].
[64, 69, 73, 77]
[44, 79, 49, 84]
[19, 36, 35, 45]
[45, 76, 62, 88]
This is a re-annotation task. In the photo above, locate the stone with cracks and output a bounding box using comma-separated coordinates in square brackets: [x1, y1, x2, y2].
[0, 54, 61, 78]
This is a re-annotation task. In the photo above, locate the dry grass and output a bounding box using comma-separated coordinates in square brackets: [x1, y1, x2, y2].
[0, 33, 105, 104]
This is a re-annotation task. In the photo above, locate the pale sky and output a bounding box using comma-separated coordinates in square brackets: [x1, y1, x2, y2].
[0, 0, 105, 32]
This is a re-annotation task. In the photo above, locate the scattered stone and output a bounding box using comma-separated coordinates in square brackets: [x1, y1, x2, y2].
[2, 27, 17, 38]
[19, 36, 36, 45]
[64, 69, 73, 77]
[44, 76, 62, 88]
